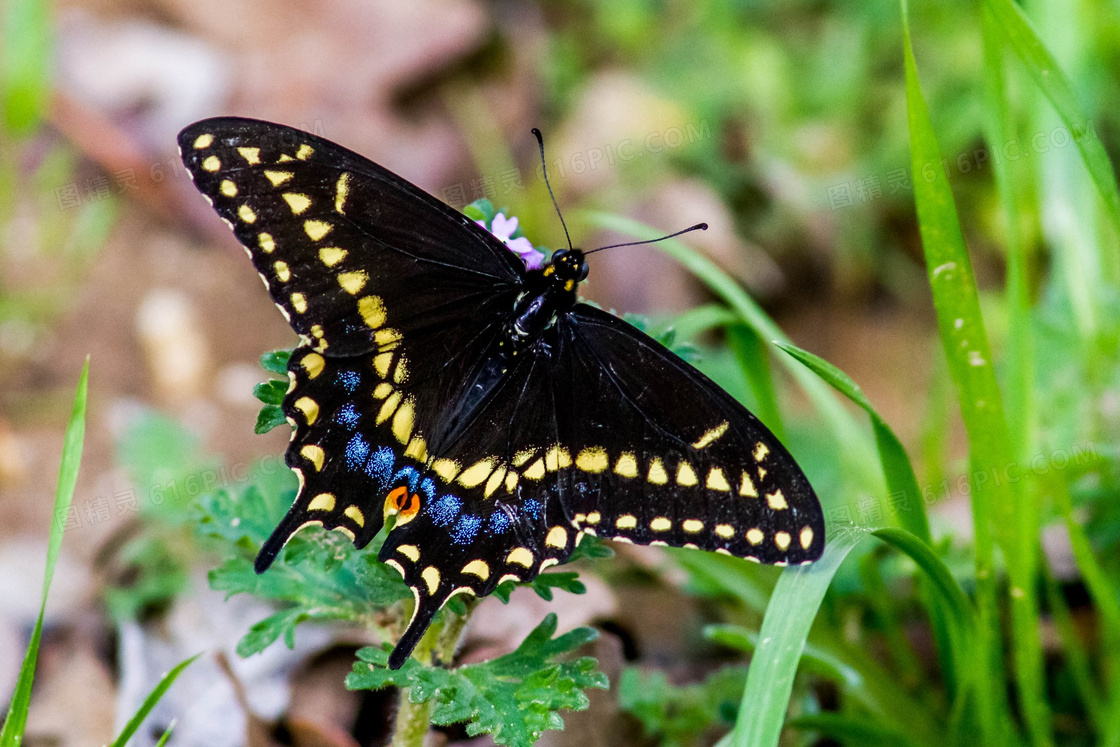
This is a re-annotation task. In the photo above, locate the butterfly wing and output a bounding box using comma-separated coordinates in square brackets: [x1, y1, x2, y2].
[549, 304, 825, 564]
[178, 118, 528, 569]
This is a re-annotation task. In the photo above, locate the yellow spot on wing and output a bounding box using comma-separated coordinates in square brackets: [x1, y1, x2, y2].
[522, 458, 546, 480]
[375, 328, 401, 347]
[648, 458, 668, 484]
[404, 435, 427, 462]
[614, 452, 638, 478]
[294, 397, 319, 424]
[754, 442, 770, 462]
[264, 170, 293, 186]
[676, 462, 698, 486]
[706, 467, 730, 491]
[462, 559, 490, 580]
[202, 155, 221, 171]
[693, 421, 729, 449]
[507, 547, 534, 567]
[397, 545, 420, 562]
[300, 444, 325, 471]
[715, 524, 734, 539]
[421, 566, 440, 594]
[392, 398, 415, 444]
[544, 445, 571, 471]
[238, 205, 256, 223]
[767, 490, 789, 510]
[585, 511, 601, 525]
[739, 471, 758, 497]
[615, 515, 637, 529]
[335, 173, 351, 213]
[283, 193, 312, 214]
[484, 467, 507, 498]
[513, 449, 535, 466]
[800, 526, 814, 549]
[431, 458, 461, 482]
[546, 526, 568, 548]
[575, 447, 609, 473]
[344, 506, 365, 527]
[290, 293, 307, 313]
[308, 493, 335, 511]
[377, 390, 402, 425]
[393, 358, 408, 384]
[505, 471, 518, 492]
[192, 133, 213, 149]
[304, 220, 331, 241]
[297, 144, 314, 160]
[359, 296, 386, 329]
[320, 246, 348, 266]
[682, 519, 704, 533]
[458, 459, 495, 488]
[237, 147, 261, 165]
[373, 352, 393, 378]
[301, 352, 325, 378]
[650, 517, 671, 532]
[746, 528, 764, 545]
[775, 531, 791, 550]
[274, 261, 290, 282]
[220, 180, 237, 196]
[259, 233, 276, 252]
[384, 559, 405, 577]
[278, 153, 294, 162]
[338, 271, 368, 294]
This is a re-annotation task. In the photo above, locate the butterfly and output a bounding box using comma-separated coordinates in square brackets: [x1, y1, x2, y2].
[178, 117, 824, 669]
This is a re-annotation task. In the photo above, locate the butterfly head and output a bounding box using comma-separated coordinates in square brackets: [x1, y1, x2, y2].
[543, 249, 589, 292]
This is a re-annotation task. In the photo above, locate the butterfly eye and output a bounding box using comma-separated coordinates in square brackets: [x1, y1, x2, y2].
[552, 249, 568, 264]
[578, 261, 589, 281]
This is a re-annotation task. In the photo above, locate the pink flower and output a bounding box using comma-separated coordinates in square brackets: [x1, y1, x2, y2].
[477, 212, 545, 270]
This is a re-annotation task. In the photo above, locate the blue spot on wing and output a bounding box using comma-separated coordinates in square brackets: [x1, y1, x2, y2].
[523, 499, 544, 520]
[366, 447, 395, 488]
[345, 434, 369, 471]
[429, 493, 462, 527]
[337, 370, 360, 393]
[487, 511, 511, 534]
[420, 478, 437, 501]
[451, 514, 482, 544]
[335, 403, 360, 428]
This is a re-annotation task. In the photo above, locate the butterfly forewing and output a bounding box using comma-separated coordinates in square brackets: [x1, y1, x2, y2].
[178, 118, 523, 357]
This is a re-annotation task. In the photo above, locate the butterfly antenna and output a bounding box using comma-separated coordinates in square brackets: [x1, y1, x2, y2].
[532, 128, 573, 251]
[586, 222, 709, 254]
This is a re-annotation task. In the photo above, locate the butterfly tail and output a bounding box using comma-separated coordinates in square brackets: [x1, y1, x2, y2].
[388, 591, 444, 669]
[254, 509, 307, 573]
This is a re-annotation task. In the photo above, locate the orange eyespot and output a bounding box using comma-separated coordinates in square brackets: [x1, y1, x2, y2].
[386, 486, 408, 512]
[400, 492, 421, 520]
[384, 485, 422, 522]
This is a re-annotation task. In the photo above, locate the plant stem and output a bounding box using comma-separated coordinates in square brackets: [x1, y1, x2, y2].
[390, 596, 479, 747]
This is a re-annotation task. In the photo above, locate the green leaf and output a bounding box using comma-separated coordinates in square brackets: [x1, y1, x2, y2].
[259, 349, 291, 375]
[0, 0, 51, 135]
[729, 527, 866, 747]
[0, 359, 87, 747]
[463, 198, 496, 226]
[253, 379, 287, 406]
[790, 713, 916, 746]
[776, 342, 931, 542]
[619, 666, 747, 747]
[347, 613, 607, 747]
[109, 654, 198, 747]
[254, 405, 287, 434]
[983, 0, 1120, 238]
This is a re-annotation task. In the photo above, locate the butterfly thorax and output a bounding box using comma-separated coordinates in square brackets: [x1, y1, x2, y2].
[510, 249, 588, 342]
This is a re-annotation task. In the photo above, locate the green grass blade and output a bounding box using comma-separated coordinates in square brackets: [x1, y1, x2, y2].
[776, 342, 930, 542]
[109, 654, 199, 747]
[1040, 555, 1102, 731]
[983, 0, 1120, 238]
[727, 324, 785, 441]
[0, 359, 88, 747]
[582, 210, 879, 490]
[0, 0, 51, 135]
[900, 5, 1043, 742]
[872, 529, 974, 634]
[153, 720, 177, 747]
[730, 527, 866, 747]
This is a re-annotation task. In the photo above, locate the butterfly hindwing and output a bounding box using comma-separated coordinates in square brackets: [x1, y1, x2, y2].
[551, 305, 823, 564]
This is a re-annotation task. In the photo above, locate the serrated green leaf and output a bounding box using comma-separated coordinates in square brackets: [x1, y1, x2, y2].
[347, 613, 606, 746]
[527, 571, 586, 601]
[620, 666, 747, 747]
[259, 349, 291, 375]
[253, 379, 287, 406]
[254, 405, 287, 434]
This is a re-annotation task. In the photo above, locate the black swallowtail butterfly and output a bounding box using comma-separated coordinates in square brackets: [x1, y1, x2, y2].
[178, 117, 824, 669]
